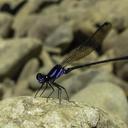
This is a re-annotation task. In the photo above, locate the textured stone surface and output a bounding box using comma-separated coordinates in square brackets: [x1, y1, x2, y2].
[0, 96, 127, 128]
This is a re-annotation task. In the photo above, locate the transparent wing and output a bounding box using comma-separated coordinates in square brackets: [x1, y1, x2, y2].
[61, 22, 112, 66]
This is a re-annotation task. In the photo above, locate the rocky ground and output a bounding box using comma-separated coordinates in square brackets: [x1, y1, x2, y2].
[0, 0, 128, 127]
[0, 97, 127, 128]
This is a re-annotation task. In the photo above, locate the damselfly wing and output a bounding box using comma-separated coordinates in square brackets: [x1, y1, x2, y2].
[61, 22, 112, 67]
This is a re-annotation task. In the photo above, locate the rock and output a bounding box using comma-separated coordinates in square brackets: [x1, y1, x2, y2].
[17, 0, 61, 16]
[28, 74, 40, 90]
[115, 64, 128, 82]
[0, 96, 127, 128]
[104, 30, 128, 81]
[15, 59, 40, 96]
[28, 15, 61, 41]
[88, 71, 128, 96]
[13, 15, 38, 37]
[2, 78, 15, 99]
[14, 0, 128, 47]
[0, 13, 13, 38]
[39, 49, 54, 69]
[71, 81, 128, 124]
[41, 0, 128, 32]
[0, 83, 4, 100]
[45, 22, 73, 47]
[0, 0, 26, 15]
[14, 80, 33, 96]
[13, 14, 61, 39]
[43, 45, 61, 54]
[17, 58, 40, 83]
[0, 38, 42, 80]
[103, 29, 128, 81]
[103, 29, 128, 56]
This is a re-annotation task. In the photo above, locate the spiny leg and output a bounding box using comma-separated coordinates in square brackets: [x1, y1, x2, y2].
[46, 83, 55, 102]
[53, 82, 70, 102]
[57, 86, 62, 104]
[52, 82, 62, 104]
[34, 83, 44, 98]
[58, 86, 59, 99]
[40, 83, 48, 97]
[59, 87, 62, 104]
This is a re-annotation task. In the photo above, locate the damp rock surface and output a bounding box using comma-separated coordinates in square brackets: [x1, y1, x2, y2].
[0, 96, 127, 128]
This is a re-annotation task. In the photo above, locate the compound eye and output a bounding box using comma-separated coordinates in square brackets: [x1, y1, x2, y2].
[36, 73, 45, 83]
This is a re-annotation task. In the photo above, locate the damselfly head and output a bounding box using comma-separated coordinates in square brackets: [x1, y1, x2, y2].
[36, 73, 46, 83]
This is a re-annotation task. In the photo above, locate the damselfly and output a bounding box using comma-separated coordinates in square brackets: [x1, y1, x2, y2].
[35, 22, 128, 104]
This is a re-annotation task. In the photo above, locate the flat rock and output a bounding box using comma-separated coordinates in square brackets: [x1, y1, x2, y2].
[0, 38, 42, 80]
[0, 96, 127, 128]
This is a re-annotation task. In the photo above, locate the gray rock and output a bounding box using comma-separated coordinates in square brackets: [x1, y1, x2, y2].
[13, 15, 38, 37]
[71, 82, 128, 124]
[0, 38, 42, 80]
[103, 29, 128, 58]
[89, 70, 128, 95]
[116, 64, 128, 82]
[17, 58, 39, 83]
[13, 0, 128, 42]
[13, 0, 128, 47]
[103, 30, 128, 81]
[28, 74, 40, 90]
[14, 80, 33, 96]
[17, 0, 61, 16]
[0, 96, 127, 128]
[0, 13, 13, 38]
[45, 22, 73, 47]
[0, 83, 4, 100]
[0, 0, 26, 14]
[2, 79, 15, 99]
[39, 49, 54, 70]
[40, 0, 128, 32]
[28, 15, 60, 41]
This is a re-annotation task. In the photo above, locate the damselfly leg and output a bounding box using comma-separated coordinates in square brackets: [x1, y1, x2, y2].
[53, 82, 70, 102]
[46, 83, 55, 102]
[34, 83, 45, 98]
[39, 83, 48, 97]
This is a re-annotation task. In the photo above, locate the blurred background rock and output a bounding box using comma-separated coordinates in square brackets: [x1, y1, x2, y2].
[0, 0, 128, 126]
